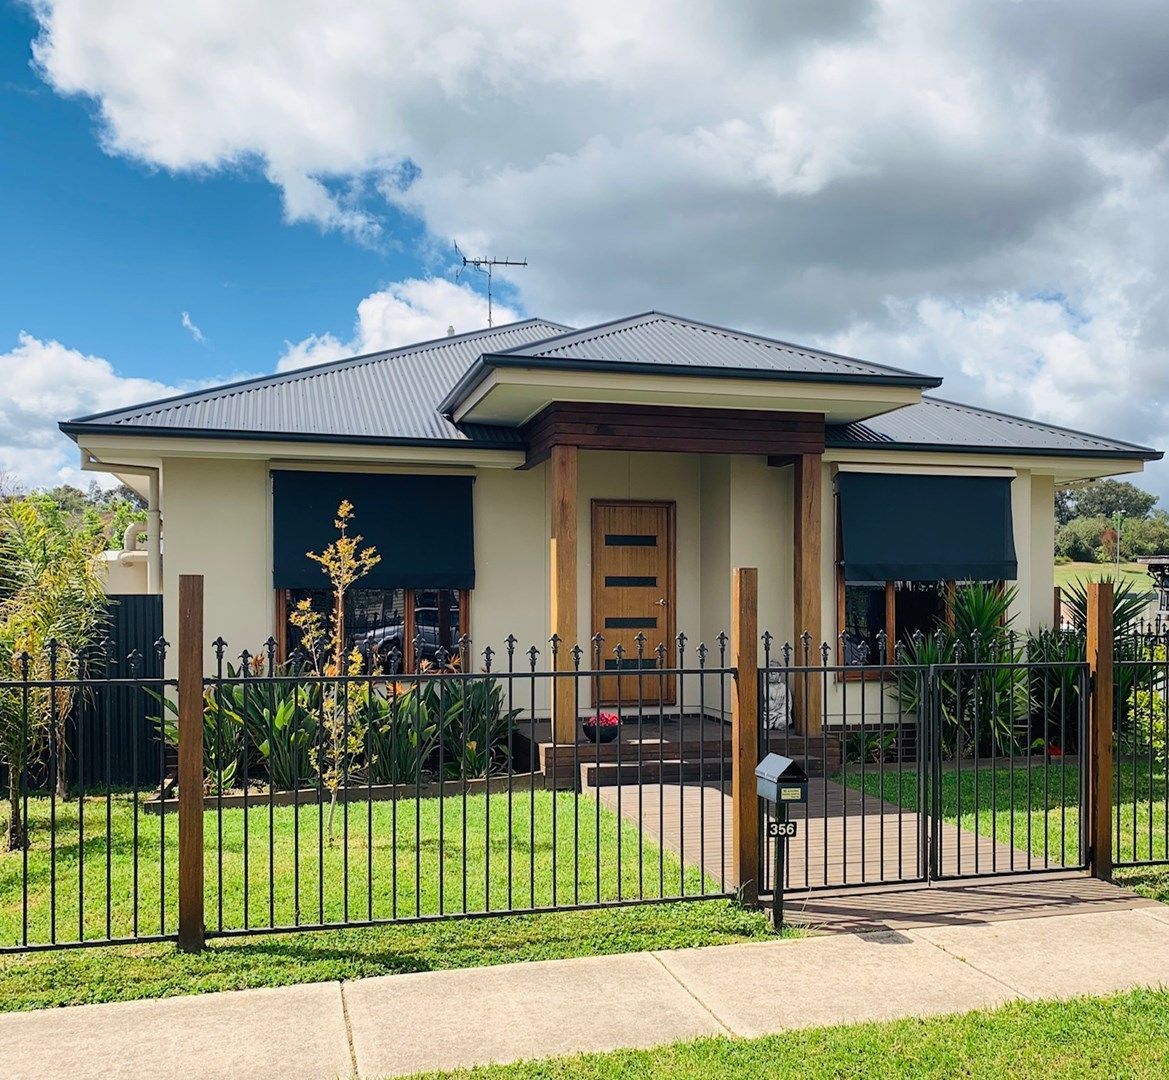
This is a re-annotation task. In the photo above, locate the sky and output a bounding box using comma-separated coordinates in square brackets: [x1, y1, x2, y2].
[1, 0, 1167, 500]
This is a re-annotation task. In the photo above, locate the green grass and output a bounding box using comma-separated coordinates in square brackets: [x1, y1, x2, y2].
[0, 789, 714, 945]
[1055, 560, 1152, 592]
[402, 989, 1169, 1079]
[0, 899, 772, 1013]
[0, 788, 775, 1012]
[843, 760, 1167, 871]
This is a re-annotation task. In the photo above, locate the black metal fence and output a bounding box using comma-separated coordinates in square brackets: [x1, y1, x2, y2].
[1113, 628, 1169, 869]
[0, 611, 1161, 955]
[758, 632, 1091, 896]
[0, 631, 735, 952]
[0, 642, 176, 953]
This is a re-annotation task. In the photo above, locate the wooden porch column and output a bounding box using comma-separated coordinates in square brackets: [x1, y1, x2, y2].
[731, 567, 760, 905]
[792, 453, 823, 734]
[1087, 581, 1114, 880]
[550, 444, 579, 744]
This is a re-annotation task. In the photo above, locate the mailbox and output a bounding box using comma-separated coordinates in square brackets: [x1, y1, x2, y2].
[754, 753, 808, 806]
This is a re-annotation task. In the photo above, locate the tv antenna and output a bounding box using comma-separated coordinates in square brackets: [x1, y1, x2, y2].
[455, 243, 527, 327]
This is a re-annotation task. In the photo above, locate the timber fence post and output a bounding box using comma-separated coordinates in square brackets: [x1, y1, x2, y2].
[731, 567, 760, 906]
[1086, 581, 1113, 881]
[178, 574, 206, 952]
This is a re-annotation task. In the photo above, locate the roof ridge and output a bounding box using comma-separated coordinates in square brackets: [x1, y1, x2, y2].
[501, 308, 938, 381]
[67, 317, 569, 425]
[493, 311, 659, 357]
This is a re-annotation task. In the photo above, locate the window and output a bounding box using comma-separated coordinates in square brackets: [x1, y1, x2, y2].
[278, 587, 467, 674]
[840, 581, 948, 666]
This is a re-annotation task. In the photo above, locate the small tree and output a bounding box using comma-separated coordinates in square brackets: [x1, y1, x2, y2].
[288, 501, 380, 840]
[0, 495, 106, 845]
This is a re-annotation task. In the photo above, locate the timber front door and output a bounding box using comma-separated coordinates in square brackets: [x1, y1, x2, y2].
[590, 501, 676, 705]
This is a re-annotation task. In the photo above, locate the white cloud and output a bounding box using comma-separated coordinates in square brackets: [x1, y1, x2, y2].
[23, 0, 1169, 496]
[277, 277, 517, 370]
[0, 333, 182, 490]
[180, 310, 205, 343]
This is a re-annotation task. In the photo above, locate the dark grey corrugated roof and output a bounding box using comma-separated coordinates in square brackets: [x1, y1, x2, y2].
[60, 312, 1160, 463]
[828, 397, 1161, 460]
[61, 319, 571, 447]
[437, 311, 941, 414]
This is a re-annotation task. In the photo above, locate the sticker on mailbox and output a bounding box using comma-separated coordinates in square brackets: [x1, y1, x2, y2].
[780, 787, 804, 801]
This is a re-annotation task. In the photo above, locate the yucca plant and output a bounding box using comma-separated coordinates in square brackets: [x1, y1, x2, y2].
[894, 583, 1029, 757]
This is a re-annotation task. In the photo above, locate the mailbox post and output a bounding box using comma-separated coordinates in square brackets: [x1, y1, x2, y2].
[755, 753, 808, 929]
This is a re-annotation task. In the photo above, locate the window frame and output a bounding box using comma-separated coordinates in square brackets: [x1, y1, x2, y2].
[275, 586, 471, 672]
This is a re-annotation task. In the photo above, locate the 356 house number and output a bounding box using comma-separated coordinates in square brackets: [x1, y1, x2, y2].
[767, 821, 798, 838]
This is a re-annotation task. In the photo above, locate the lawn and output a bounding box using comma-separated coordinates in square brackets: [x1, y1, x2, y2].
[403, 989, 1169, 1079]
[0, 788, 775, 1012]
[0, 788, 718, 944]
[844, 760, 1167, 873]
[1054, 560, 1153, 593]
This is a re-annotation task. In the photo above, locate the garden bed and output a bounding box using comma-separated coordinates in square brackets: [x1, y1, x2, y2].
[142, 771, 550, 814]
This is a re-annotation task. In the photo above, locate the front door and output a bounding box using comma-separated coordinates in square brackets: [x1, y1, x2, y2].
[591, 501, 675, 705]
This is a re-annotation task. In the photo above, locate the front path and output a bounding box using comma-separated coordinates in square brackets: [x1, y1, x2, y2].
[1, 901, 1167, 1079]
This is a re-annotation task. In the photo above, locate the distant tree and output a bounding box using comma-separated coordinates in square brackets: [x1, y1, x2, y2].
[1124, 510, 1169, 558]
[1055, 516, 1109, 563]
[1062, 480, 1158, 522]
[1054, 488, 1077, 527]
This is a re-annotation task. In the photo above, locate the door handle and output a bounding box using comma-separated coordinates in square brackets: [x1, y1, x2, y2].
[656, 598, 668, 607]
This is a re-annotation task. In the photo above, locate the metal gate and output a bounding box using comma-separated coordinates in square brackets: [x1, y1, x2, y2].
[760, 654, 1090, 895]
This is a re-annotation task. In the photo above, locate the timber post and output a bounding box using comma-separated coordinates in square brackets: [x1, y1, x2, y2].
[549, 444, 579, 745]
[1086, 580, 1114, 881]
[731, 567, 760, 906]
[177, 574, 206, 952]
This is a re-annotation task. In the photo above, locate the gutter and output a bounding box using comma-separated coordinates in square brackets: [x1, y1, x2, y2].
[81, 451, 162, 595]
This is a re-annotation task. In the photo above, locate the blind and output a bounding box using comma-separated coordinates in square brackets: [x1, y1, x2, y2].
[837, 472, 1017, 582]
[272, 471, 475, 589]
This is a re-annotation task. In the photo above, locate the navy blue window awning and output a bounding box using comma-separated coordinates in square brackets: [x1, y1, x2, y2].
[837, 472, 1017, 583]
[272, 471, 475, 590]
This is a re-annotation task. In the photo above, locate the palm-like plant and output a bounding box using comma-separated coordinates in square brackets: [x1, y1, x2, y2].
[0, 496, 106, 845]
[894, 583, 1029, 757]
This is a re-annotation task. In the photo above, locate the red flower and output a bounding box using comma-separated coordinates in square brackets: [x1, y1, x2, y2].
[590, 712, 620, 727]
[1048, 743, 1063, 757]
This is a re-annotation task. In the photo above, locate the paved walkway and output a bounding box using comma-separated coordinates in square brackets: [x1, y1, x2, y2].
[597, 778, 1080, 906]
[1, 900, 1167, 1079]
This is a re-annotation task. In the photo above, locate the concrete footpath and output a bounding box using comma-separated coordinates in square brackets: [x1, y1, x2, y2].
[2, 904, 1168, 1079]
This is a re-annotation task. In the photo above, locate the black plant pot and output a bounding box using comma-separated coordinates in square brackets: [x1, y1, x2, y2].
[582, 722, 620, 744]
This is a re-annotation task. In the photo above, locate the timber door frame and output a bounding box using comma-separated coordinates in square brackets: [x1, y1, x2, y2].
[590, 499, 677, 706]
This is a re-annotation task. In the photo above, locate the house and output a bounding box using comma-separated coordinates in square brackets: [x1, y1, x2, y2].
[60, 311, 1161, 734]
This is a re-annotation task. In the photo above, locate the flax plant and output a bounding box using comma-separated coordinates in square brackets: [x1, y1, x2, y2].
[288, 501, 380, 841]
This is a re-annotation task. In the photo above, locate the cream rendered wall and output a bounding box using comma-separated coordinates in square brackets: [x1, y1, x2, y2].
[699, 456, 731, 656]
[1029, 473, 1057, 632]
[469, 463, 549, 660]
[161, 456, 272, 675]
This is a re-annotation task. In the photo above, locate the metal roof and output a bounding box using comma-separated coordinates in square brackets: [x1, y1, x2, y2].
[61, 320, 571, 447]
[59, 312, 1160, 463]
[438, 311, 941, 414]
[828, 397, 1162, 460]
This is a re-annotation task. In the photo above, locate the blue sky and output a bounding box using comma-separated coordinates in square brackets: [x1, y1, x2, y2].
[0, 4, 462, 391]
[2, 1, 1166, 499]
